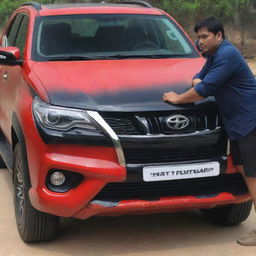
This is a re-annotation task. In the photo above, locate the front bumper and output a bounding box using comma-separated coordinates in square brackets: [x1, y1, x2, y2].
[27, 142, 250, 219]
[27, 143, 126, 217]
[74, 193, 251, 219]
[25, 104, 250, 219]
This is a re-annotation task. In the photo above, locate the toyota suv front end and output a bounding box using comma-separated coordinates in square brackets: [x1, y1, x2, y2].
[0, 2, 251, 242]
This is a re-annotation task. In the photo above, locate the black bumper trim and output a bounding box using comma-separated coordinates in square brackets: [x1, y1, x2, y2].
[93, 173, 248, 202]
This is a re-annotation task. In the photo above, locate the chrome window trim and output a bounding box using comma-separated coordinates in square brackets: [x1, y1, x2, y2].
[87, 111, 126, 167]
[2, 35, 8, 47]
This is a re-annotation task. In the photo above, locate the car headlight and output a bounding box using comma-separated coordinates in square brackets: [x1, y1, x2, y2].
[32, 97, 99, 131]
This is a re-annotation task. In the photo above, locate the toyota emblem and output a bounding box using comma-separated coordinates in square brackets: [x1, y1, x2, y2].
[166, 115, 190, 130]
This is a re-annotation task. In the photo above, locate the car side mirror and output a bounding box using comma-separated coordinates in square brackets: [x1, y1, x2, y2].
[0, 47, 22, 66]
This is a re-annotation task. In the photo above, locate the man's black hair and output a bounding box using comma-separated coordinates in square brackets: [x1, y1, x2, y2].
[194, 17, 225, 39]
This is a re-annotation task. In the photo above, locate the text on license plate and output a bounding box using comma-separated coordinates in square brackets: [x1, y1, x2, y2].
[143, 161, 220, 182]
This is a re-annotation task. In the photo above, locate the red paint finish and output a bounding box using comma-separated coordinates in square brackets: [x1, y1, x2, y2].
[10, 67, 125, 217]
[226, 155, 238, 174]
[39, 6, 164, 16]
[0, 3, 249, 221]
[74, 193, 251, 219]
[19, 94, 126, 216]
[32, 58, 205, 95]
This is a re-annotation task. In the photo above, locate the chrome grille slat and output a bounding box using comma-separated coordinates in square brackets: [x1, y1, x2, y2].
[103, 112, 221, 136]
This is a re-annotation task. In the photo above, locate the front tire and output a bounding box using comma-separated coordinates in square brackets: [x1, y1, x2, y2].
[201, 201, 252, 225]
[13, 142, 59, 242]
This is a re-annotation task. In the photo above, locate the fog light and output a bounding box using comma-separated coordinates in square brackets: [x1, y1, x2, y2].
[47, 169, 84, 192]
[50, 171, 66, 186]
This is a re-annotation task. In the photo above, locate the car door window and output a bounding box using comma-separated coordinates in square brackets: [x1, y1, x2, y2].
[6, 14, 24, 46]
[15, 15, 29, 58]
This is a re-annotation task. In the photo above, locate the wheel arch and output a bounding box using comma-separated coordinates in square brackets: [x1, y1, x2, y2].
[11, 113, 30, 184]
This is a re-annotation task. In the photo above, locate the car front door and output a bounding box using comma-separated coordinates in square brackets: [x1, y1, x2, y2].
[0, 13, 29, 141]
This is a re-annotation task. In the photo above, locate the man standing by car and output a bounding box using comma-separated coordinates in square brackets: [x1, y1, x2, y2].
[162, 16, 256, 246]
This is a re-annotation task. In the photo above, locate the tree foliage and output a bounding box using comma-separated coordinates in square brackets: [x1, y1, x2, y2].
[151, 0, 254, 26]
[0, 0, 56, 24]
[150, 0, 255, 44]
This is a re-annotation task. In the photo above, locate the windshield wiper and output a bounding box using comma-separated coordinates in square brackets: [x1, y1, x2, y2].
[47, 53, 186, 61]
[47, 55, 113, 61]
[100, 54, 186, 59]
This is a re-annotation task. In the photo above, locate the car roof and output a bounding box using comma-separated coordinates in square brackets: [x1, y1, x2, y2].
[34, 3, 164, 16]
[42, 3, 151, 9]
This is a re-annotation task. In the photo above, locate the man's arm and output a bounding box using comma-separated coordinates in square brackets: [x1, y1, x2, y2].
[162, 87, 204, 104]
[163, 48, 241, 104]
[194, 49, 240, 97]
[192, 59, 208, 81]
[192, 78, 202, 87]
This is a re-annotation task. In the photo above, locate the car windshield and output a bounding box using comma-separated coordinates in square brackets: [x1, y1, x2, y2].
[33, 14, 197, 60]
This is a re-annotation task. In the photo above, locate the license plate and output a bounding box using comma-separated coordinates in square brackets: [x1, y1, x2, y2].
[143, 161, 220, 182]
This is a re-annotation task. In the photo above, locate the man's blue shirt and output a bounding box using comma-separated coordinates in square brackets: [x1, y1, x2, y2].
[194, 39, 256, 141]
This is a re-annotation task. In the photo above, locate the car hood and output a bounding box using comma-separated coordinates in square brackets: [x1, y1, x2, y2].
[32, 58, 207, 112]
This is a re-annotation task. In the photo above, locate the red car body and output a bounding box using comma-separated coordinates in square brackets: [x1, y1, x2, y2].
[0, 2, 251, 242]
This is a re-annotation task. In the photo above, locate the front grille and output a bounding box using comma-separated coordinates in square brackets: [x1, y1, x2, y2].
[103, 117, 141, 135]
[124, 145, 225, 164]
[102, 110, 226, 164]
[102, 110, 221, 136]
[93, 173, 248, 201]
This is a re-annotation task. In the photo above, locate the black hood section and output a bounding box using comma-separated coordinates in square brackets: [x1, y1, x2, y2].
[47, 83, 216, 112]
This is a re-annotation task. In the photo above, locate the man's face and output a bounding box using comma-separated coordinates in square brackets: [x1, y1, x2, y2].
[196, 27, 223, 54]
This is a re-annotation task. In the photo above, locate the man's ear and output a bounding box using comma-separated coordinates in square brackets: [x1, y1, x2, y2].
[217, 31, 223, 41]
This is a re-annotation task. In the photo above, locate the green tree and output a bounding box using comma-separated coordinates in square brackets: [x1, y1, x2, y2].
[0, 0, 59, 26]
[151, 0, 255, 45]
[235, 0, 255, 46]
[151, 0, 236, 28]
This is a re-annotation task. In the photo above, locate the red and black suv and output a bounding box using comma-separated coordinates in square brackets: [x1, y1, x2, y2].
[0, 1, 252, 242]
